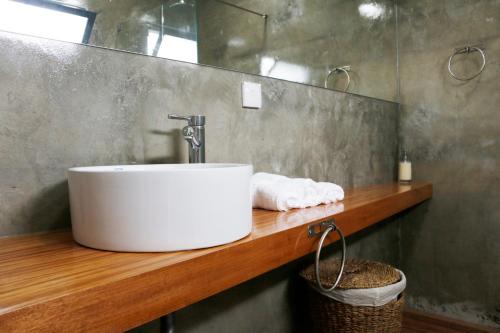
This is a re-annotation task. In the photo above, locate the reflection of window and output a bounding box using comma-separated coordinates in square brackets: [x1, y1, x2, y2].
[147, 30, 198, 63]
[0, 0, 96, 43]
[260, 56, 310, 84]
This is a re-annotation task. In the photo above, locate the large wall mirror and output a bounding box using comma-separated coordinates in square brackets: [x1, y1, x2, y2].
[0, 0, 397, 101]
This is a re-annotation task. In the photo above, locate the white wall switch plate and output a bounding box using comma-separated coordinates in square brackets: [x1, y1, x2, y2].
[242, 81, 262, 109]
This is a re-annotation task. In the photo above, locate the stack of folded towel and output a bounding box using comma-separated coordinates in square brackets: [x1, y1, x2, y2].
[251, 172, 344, 211]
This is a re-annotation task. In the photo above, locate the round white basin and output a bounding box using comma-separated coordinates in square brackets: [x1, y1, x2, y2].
[68, 163, 253, 252]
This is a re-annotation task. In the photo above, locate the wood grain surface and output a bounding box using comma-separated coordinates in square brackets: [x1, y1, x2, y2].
[0, 182, 432, 332]
[403, 309, 500, 333]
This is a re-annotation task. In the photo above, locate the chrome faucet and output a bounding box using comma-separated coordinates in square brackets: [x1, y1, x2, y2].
[168, 114, 206, 163]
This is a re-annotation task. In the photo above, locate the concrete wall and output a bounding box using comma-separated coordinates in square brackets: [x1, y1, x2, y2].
[198, 0, 398, 101]
[0, 31, 399, 332]
[397, 0, 500, 328]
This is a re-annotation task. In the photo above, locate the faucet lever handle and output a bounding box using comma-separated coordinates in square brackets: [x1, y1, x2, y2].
[168, 114, 206, 126]
[168, 114, 191, 122]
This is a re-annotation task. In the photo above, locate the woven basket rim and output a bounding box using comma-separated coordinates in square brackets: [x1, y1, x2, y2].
[299, 258, 401, 289]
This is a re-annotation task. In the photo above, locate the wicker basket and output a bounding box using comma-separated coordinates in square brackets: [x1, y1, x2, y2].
[300, 259, 405, 333]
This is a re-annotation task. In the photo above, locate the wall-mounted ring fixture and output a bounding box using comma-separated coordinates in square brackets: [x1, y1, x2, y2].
[308, 219, 346, 292]
[324, 65, 351, 92]
[448, 46, 486, 81]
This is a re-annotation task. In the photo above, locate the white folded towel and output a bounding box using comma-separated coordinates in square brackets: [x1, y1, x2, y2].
[251, 172, 344, 211]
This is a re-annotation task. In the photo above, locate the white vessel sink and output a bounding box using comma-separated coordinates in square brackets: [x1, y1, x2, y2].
[68, 164, 253, 252]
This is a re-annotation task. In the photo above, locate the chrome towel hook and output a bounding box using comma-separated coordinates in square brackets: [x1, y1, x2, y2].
[448, 46, 486, 81]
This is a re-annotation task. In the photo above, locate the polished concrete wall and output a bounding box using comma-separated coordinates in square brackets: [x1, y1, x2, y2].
[0, 31, 399, 331]
[198, 0, 398, 101]
[398, 0, 500, 328]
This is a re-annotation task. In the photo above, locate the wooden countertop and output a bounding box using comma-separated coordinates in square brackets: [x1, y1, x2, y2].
[0, 182, 432, 333]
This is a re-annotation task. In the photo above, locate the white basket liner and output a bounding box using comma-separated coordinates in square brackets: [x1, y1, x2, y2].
[310, 269, 406, 306]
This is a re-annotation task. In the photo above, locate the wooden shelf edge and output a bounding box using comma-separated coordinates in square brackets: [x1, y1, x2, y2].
[0, 182, 432, 333]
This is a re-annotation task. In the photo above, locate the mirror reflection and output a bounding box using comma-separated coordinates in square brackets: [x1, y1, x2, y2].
[0, 0, 397, 101]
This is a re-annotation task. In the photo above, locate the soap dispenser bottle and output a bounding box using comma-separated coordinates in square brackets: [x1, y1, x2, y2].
[399, 150, 412, 184]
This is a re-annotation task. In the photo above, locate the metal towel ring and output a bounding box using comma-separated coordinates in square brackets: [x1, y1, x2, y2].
[314, 223, 346, 293]
[448, 46, 486, 81]
[324, 66, 351, 92]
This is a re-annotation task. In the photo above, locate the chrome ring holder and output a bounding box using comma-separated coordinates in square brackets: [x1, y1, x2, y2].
[324, 66, 351, 92]
[308, 219, 346, 292]
[448, 46, 486, 81]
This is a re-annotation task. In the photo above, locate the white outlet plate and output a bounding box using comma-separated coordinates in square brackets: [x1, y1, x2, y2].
[241, 81, 262, 109]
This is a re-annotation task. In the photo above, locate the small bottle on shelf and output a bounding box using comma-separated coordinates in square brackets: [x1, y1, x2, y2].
[399, 150, 412, 184]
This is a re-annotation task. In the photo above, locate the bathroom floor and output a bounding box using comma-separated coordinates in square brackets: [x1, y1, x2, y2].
[402, 310, 497, 333]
